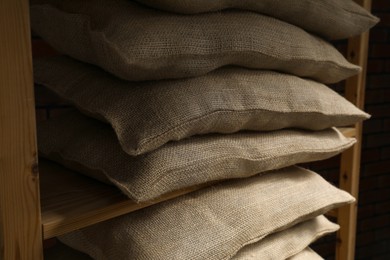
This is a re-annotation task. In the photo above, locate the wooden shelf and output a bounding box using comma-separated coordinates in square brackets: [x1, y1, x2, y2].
[326, 209, 338, 218]
[40, 159, 211, 239]
[338, 127, 356, 138]
[321, 127, 357, 221]
[1, 1, 369, 259]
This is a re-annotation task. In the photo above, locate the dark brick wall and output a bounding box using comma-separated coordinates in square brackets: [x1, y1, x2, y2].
[310, 1, 390, 259]
[32, 2, 390, 258]
[355, 1, 390, 258]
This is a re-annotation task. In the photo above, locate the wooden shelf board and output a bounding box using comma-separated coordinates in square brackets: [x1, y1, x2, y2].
[40, 159, 211, 239]
[326, 209, 338, 218]
[338, 127, 356, 138]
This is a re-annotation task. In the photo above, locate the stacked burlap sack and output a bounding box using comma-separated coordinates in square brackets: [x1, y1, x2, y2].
[31, 0, 378, 259]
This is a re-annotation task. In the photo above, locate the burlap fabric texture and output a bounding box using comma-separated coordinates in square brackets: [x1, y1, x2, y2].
[288, 248, 323, 260]
[135, 0, 379, 40]
[38, 111, 356, 202]
[30, 0, 359, 83]
[232, 215, 338, 260]
[58, 216, 334, 260]
[34, 56, 368, 156]
[58, 166, 354, 260]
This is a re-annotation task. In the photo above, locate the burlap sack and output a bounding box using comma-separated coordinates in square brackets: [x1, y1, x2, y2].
[288, 248, 323, 260]
[58, 166, 354, 260]
[30, 0, 359, 83]
[50, 216, 333, 260]
[34, 56, 367, 156]
[37, 111, 356, 202]
[233, 215, 338, 260]
[135, 0, 379, 40]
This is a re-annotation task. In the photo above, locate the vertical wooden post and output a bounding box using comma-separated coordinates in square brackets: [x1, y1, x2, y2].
[0, 0, 43, 259]
[337, 1, 371, 259]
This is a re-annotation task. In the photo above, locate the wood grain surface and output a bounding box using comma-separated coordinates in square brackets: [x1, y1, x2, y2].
[40, 160, 214, 239]
[337, 1, 371, 259]
[0, 0, 43, 259]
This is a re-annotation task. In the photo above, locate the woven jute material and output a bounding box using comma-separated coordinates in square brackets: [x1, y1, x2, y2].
[58, 166, 354, 260]
[288, 248, 323, 260]
[135, 0, 379, 40]
[38, 111, 356, 202]
[233, 215, 338, 260]
[30, 0, 359, 83]
[34, 56, 367, 156]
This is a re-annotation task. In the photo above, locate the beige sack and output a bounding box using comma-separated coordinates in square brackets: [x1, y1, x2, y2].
[58, 166, 354, 260]
[233, 215, 338, 260]
[30, 0, 359, 83]
[38, 111, 355, 202]
[288, 248, 324, 260]
[135, 0, 379, 40]
[34, 56, 367, 155]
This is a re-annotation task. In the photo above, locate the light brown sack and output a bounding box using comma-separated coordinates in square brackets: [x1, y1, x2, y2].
[58, 166, 354, 260]
[34, 56, 368, 155]
[30, 0, 359, 82]
[135, 0, 379, 40]
[233, 215, 338, 260]
[288, 248, 324, 260]
[38, 111, 355, 202]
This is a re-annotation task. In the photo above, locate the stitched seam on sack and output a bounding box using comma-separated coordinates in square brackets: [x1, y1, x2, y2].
[220, 201, 352, 260]
[281, 226, 339, 260]
[35, 6, 359, 70]
[34, 77, 367, 147]
[94, 25, 360, 70]
[34, 77, 367, 154]
[137, 140, 354, 196]
[34, 4, 361, 77]
[135, 139, 356, 201]
[339, 5, 379, 21]
[136, 108, 364, 149]
[315, 1, 377, 20]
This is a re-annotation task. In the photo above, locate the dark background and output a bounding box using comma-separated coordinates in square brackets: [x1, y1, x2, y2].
[311, 1, 390, 259]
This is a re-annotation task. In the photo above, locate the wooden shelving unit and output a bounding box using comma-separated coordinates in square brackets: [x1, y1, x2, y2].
[40, 159, 213, 239]
[0, 0, 371, 259]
